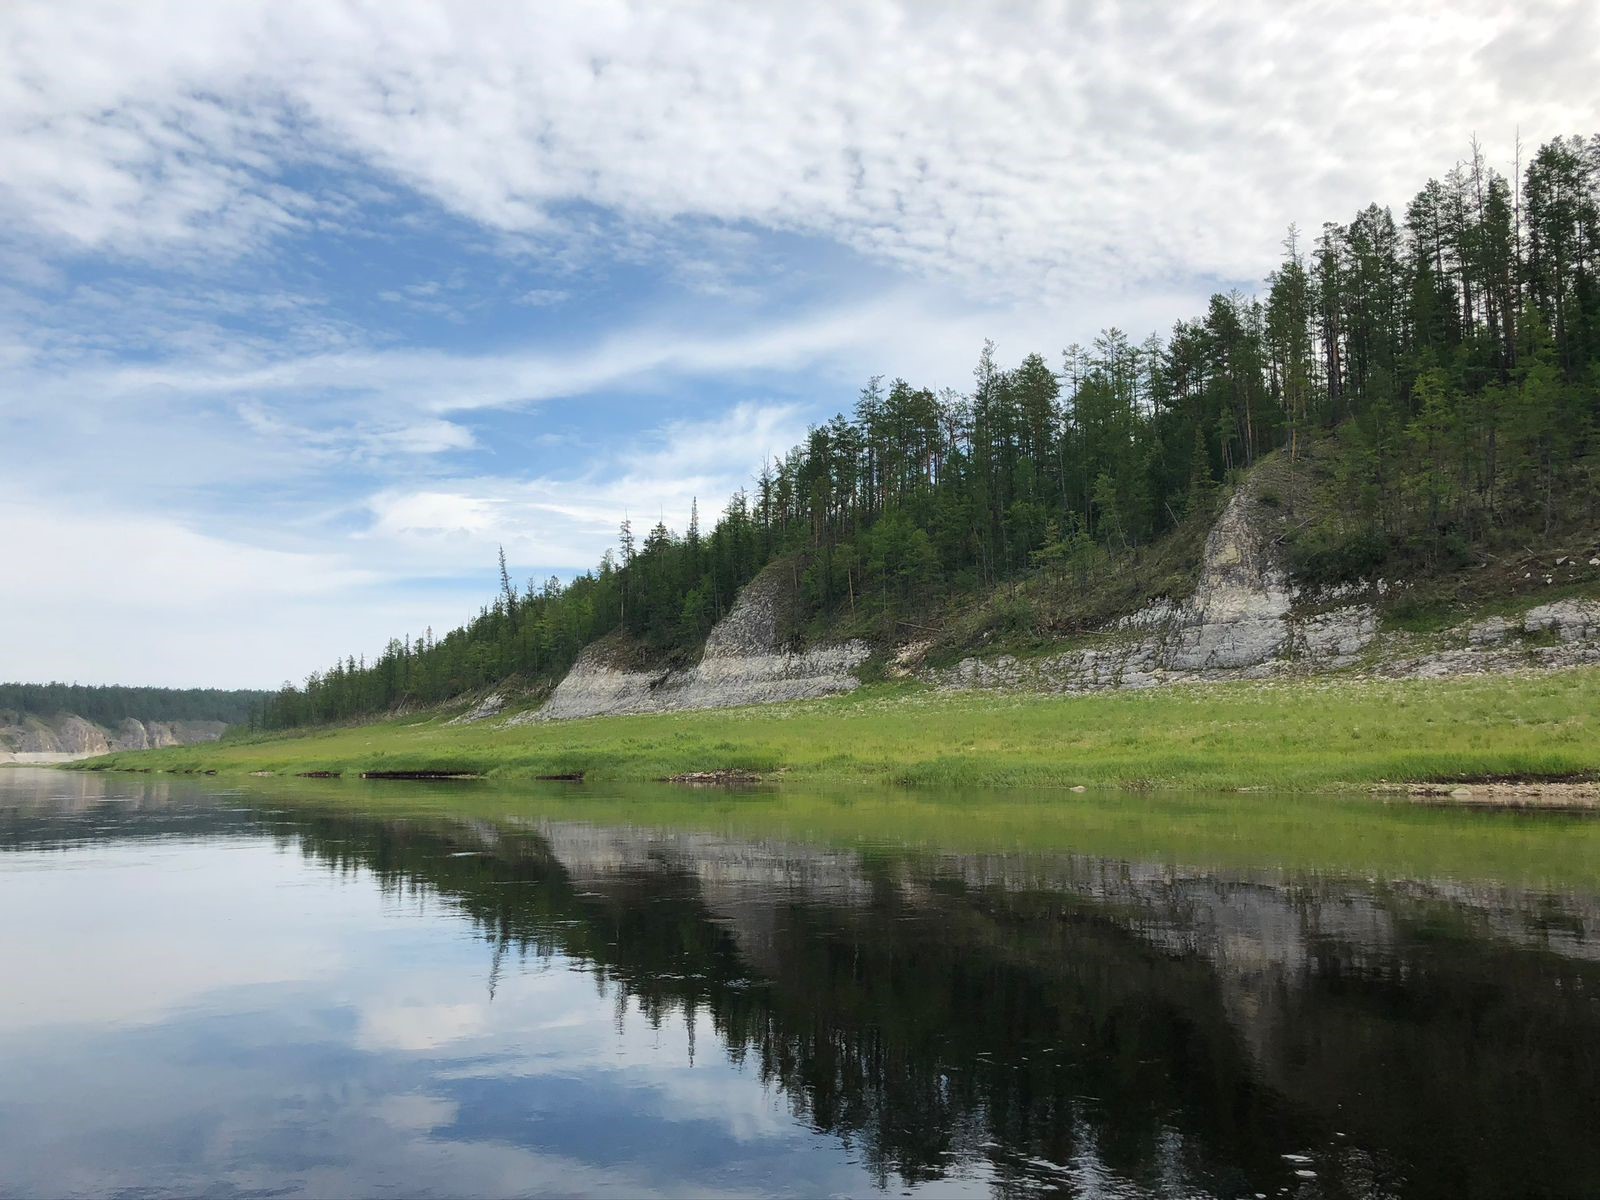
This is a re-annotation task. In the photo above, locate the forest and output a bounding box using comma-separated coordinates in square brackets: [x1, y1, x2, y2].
[0, 682, 269, 727]
[257, 134, 1600, 731]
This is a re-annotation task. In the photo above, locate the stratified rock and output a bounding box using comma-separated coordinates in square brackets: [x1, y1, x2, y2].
[1, 714, 224, 763]
[532, 564, 869, 722]
[449, 692, 506, 724]
[1465, 616, 1513, 647]
[1292, 606, 1378, 666]
[1165, 489, 1293, 670]
[111, 719, 151, 751]
[933, 479, 1380, 694]
[1523, 599, 1600, 642]
[52, 715, 110, 756]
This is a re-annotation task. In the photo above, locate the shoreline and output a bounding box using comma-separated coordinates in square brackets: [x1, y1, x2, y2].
[63, 763, 1600, 808]
[1384, 781, 1600, 810]
[2, 752, 93, 767]
[63, 667, 1600, 797]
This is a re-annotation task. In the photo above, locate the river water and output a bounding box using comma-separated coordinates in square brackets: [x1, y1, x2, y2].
[1, 767, 1598, 1198]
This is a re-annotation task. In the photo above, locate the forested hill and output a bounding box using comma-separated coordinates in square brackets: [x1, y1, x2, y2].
[259, 133, 1599, 731]
[0, 683, 268, 727]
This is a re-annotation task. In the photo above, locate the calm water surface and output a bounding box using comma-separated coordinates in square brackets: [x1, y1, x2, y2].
[2, 767, 1599, 1198]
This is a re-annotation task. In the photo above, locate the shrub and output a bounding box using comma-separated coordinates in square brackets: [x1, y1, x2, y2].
[1287, 523, 1391, 585]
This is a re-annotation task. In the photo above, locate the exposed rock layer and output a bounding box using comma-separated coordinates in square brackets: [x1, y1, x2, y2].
[530, 565, 869, 722]
[529, 474, 1600, 720]
[0, 714, 226, 764]
[930, 483, 1600, 694]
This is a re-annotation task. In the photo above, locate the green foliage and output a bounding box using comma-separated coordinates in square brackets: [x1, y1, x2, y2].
[77, 667, 1600, 795]
[1286, 523, 1392, 586]
[1381, 594, 1463, 634]
[0, 682, 267, 726]
[258, 133, 1600, 730]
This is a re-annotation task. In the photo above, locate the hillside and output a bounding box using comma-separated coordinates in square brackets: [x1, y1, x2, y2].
[1, 712, 229, 765]
[73, 448, 1600, 790]
[100, 129, 1582, 745]
[0, 684, 266, 765]
[0, 683, 266, 727]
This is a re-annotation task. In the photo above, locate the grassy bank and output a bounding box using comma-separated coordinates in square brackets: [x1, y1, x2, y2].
[71, 666, 1600, 791]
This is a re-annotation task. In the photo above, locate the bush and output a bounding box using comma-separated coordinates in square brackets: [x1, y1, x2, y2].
[989, 593, 1038, 636]
[1287, 523, 1391, 585]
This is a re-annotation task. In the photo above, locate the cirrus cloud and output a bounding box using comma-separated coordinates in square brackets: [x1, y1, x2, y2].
[5, 1, 1595, 293]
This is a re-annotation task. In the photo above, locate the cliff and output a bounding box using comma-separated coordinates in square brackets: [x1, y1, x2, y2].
[0, 713, 227, 765]
[926, 472, 1600, 693]
[528, 562, 869, 722]
[519, 464, 1600, 724]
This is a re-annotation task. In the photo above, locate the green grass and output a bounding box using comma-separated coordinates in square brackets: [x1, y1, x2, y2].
[107, 772, 1591, 891]
[1379, 579, 1600, 636]
[71, 666, 1600, 791]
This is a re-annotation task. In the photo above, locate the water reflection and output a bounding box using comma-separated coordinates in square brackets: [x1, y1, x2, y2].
[1, 768, 1597, 1198]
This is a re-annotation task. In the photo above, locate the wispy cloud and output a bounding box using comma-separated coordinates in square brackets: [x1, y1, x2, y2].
[363, 400, 810, 571]
[3, 0, 1594, 687]
[6, 2, 1595, 293]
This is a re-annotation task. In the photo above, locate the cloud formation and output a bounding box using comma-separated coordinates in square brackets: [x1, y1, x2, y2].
[3, 0, 1595, 686]
[7, 1, 1595, 292]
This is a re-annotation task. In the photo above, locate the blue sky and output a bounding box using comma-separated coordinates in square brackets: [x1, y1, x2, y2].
[2, 1, 1595, 688]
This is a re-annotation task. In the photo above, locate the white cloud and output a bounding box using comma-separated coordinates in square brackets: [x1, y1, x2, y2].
[515, 288, 571, 308]
[0, 393, 811, 686]
[357, 1002, 488, 1053]
[0, 840, 341, 1029]
[363, 400, 811, 570]
[0, 499, 373, 609]
[4, 1, 1594, 291]
[4, 0, 1595, 688]
[0, 495, 488, 686]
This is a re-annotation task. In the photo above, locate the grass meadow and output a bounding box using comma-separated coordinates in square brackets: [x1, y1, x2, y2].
[71, 666, 1600, 792]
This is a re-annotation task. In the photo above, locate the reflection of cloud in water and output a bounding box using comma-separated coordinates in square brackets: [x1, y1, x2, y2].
[371, 1092, 458, 1133]
[0, 840, 341, 1031]
[358, 1002, 489, 1052]
[7, 771, 1600, 1198]
[362, 973, 803, 1144]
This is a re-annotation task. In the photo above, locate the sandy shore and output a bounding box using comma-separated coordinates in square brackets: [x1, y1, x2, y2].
[0, 752, 86, 767]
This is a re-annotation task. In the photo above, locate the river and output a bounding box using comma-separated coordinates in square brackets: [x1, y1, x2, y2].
[1, 766, 1597, 1198]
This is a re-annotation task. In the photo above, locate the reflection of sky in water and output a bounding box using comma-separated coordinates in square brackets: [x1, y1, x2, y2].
[0, 833, 991, 1198]
[7, 771, 1600, 1199]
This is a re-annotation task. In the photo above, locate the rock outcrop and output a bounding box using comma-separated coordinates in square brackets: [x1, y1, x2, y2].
[1166, 488, 1296, 671]
[0, 714, 227, 764]
[449, 692, 506, 724]
[931, 484, 1379, 693]
[530, 564, 870, 722]
[928, 480, 1600, 695]
[527, 475, 1600, 718]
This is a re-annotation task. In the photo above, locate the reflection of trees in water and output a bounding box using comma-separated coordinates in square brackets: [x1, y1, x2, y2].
[0, 775, 247, 844]
[8, 780, 1597, 1198]
[266, 806, 1600, 1200]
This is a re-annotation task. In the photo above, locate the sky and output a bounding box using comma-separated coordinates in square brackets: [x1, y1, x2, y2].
[2, 0, 1596, 689]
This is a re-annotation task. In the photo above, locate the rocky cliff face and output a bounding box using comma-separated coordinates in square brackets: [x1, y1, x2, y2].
[930, 480, 1600, 694]
[0, 714, 227, 764]
[520, 473, 1600, 723]
[530, 564, 869, 722]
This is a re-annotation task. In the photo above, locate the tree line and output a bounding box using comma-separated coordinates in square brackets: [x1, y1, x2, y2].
[258, 133, 1600, 730]
[0, 682, 269, 727]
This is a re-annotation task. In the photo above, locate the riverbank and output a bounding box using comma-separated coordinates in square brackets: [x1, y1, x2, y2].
[69, 666, 1600, 792]
[1, 752, 84, 766]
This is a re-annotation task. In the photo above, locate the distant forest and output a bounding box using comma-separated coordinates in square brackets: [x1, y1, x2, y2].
[260, 133, 1600, 731]
[0, 683, 268, 727]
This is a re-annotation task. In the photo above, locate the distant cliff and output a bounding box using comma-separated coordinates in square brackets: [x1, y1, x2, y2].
[0, 712, 228, 765]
